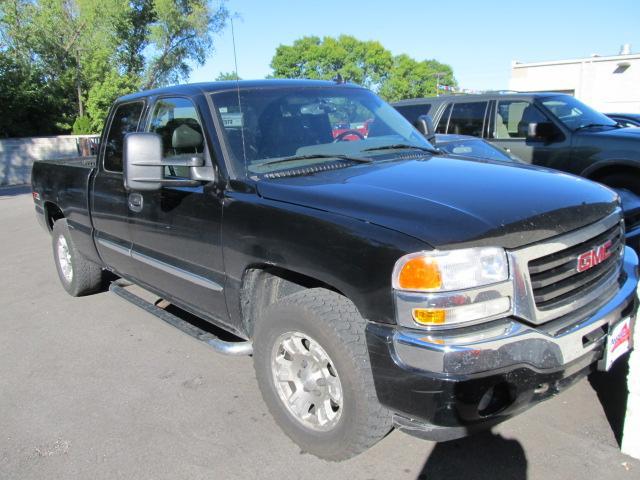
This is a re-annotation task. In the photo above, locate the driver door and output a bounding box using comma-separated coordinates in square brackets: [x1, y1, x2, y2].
[127, 96, 229, 326]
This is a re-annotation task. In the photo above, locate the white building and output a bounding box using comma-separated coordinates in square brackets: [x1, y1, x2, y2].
[509, 45, 640, 113]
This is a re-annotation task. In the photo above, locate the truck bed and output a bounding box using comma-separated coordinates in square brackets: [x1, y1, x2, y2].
[31, 155, 98, 260]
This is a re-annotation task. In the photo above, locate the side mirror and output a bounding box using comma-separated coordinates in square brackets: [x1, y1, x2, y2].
[123, 132, 210, 191]
[415, 115, 436, 144]
[124, 133, 163, 191]
[527, 122, 556, 142]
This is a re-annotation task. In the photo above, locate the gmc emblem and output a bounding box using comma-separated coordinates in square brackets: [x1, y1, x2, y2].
[577, 240, 612, 272]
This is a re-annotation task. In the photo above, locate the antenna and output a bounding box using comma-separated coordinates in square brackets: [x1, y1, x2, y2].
[230, 17, 247, 176]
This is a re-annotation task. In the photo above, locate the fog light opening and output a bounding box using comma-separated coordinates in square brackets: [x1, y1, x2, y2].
[478, 382, 513, 417]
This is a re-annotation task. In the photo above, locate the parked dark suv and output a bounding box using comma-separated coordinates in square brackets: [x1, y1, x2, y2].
[393, 93, 640, 194]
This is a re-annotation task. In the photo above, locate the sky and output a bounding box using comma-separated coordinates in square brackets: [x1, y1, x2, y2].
[190, 0, 640, 91]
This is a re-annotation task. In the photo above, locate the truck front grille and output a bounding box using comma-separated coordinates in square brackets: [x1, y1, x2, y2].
[528, 223, 624, 311]
[508, 210, 625, 325]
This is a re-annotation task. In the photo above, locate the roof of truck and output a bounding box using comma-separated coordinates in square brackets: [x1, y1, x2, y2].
[117, 79, 364, 102]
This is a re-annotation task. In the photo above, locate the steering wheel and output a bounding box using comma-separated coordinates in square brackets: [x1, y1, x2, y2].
[333, 130, 365, 142]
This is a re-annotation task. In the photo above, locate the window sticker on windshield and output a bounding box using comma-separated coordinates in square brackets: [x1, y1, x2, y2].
[221, 112, 243, 128]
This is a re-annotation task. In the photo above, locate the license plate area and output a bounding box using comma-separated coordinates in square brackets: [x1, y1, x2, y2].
[597, 316, 633, 371]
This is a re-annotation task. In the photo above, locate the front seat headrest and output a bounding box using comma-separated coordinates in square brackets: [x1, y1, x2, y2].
[172, 124, 203, 149]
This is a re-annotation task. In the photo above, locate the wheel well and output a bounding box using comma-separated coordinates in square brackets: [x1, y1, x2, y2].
[240, 266, 342, 337]
[587, 165, 640, 186]
[44, 202, 64, 231]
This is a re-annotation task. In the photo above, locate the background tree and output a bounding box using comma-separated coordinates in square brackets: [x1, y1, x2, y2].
[378, 54, 456, 102]
[270, 35, 456, 102]
[215, 71, 241, 81]
[0, 0, 230, 137]
[270, 35, 393, 90]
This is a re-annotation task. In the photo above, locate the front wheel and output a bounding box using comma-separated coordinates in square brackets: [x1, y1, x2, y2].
[253, 288, 392, 461]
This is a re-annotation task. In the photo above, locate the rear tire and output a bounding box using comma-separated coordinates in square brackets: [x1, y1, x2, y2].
[51, 219, 104, 296]
[252, 288, 392, 461]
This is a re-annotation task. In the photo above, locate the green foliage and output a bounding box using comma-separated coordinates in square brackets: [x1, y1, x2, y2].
[0, 52, 72, 137]
[271, 35, 393, 90]
[85, 69, 139, 132]
[72, 115, 93, 135]
[270, 36, 456, 102]
[143, 0, 229, 88]
[0, 0, 230, 136]
[215, 71, 241, 81]
[378, 54, 456, 102]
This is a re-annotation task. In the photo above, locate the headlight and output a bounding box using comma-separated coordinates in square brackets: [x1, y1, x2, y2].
[392, 247, 509, 292]
[392, 247, 512, 328]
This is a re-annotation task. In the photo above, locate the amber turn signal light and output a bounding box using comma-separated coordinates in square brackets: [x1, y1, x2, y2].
[412, 308, 446, 325]
[397, 256, 442, 291]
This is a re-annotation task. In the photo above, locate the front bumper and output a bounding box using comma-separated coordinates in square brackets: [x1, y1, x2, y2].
[366, 246, 638, 441]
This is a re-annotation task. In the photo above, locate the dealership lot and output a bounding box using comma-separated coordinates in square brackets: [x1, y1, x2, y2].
[0, 187, 638, 480]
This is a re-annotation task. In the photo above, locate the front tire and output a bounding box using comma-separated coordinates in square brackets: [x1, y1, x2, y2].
[253, 288, 392, 461]
[51, 219, 104, 296]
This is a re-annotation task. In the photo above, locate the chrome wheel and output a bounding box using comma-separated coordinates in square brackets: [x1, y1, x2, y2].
[56, 235, 73, 283]
[271, 331, 343, 431]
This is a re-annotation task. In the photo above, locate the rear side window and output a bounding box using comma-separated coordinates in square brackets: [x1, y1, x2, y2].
[104, 102, 144, 172]
[447, 101, 488, 137]
[394, 104, 432, 126]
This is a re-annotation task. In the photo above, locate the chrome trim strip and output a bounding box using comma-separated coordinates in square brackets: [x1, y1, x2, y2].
[395, 281, 513, 330]
[97, 237, 131, 257]
[131, 250, 223, 291]
[97, 238, 223, 292]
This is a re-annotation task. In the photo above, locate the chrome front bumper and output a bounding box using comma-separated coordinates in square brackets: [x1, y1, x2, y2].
[392, 246, 638, 376]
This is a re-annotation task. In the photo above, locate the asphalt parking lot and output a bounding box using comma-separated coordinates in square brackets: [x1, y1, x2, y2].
[0, 185, 638, 480]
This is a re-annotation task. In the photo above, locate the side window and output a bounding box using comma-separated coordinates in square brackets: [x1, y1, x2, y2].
[147, 97, 205, 178]
[104, 102, 144, 172]
[395, 104, 432, 126]
[447, 101, 488, 137]
[435, 104, 452, 133]
[495, 101, 548, 139]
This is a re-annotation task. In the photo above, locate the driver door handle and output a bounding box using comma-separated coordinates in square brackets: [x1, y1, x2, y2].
[128, 193, 143, 213]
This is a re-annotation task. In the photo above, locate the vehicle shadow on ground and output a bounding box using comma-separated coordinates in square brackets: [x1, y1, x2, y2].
[416, 431, 527, 480]
[0, 184, 31, 197]
[588, 353, 630, 446]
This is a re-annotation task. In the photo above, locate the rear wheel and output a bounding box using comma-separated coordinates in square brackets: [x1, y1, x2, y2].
[253, 288, 392, 461]
[52, 219, 104, 296]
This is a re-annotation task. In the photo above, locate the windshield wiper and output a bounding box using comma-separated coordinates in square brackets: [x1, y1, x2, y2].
[362, 143, 440, 154]
[256, 153, 373, 168]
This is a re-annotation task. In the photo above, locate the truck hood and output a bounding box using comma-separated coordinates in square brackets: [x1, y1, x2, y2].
[576, 125, 640, 140]
[256, 156, 619, 249]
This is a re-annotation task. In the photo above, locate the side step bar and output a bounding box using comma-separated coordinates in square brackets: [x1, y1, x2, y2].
[109, 283, 253, 356]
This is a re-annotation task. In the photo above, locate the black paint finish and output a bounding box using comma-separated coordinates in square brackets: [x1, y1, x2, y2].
[31, 80, 621, 336]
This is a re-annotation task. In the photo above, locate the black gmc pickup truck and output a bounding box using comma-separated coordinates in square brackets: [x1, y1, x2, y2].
[32, 80, 637, 461]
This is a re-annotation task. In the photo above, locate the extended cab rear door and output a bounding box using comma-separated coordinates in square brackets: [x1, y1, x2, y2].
[91, 100, 145, 279]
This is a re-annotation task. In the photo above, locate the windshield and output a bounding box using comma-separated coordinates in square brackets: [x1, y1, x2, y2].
[210, 86, 433, 176]
[437, 138, 515, 162]
[541, 95, 617, 131]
